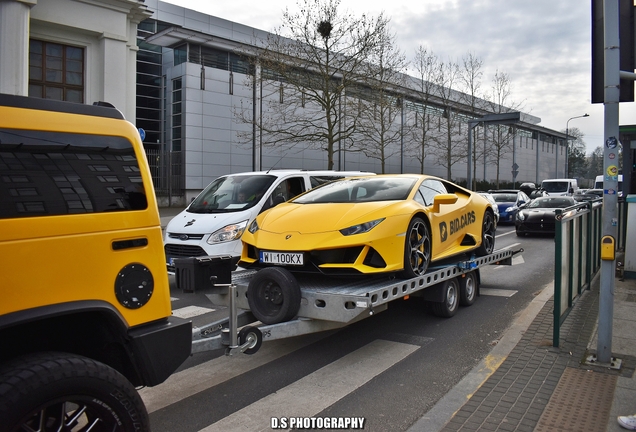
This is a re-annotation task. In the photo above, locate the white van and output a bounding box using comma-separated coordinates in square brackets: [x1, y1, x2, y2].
[164, 169, 373, 270]
[541, 178, 579, 196]
[594, 174, 623, 196]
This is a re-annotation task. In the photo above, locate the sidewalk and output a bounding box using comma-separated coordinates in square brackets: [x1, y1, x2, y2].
[412, 271, 636, 432]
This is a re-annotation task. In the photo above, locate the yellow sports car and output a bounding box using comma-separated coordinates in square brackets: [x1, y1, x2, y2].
[240, 174, 496, 278]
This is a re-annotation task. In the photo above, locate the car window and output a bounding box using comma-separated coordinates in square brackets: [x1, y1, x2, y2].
[293, 177, 416, 204]
[188, 174, 276, 213]
[528, 197, 576, 208]
[0, 128, 147, 218]
[492, 193, 516, 203]
[309, 175, 342, 188]
[417, 179, 447, 206]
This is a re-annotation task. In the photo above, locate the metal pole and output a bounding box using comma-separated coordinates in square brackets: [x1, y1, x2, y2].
[597, 0, 620, 365]
[467, 121, 475, 189]
[400, 98, 404, 174]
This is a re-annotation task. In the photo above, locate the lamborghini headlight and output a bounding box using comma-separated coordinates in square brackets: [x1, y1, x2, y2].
[207, 220, 248, 244]
[339, 218, 385, 236]
[248, 219, 259, 234]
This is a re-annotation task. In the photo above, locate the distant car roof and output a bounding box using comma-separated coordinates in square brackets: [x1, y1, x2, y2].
[489, 189, 519, 194]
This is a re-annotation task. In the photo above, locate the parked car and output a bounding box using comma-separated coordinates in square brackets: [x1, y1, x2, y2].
[164, 170, 373, 271]
[573, 189, 603, 202]
[515, 196, 578, 236]
[478, 192, 500, 224]
[240, 174, 497, 278]
[488, 190, 530, 224]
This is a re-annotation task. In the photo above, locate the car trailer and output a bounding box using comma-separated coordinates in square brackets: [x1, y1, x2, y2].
[174, 248, 522, 356]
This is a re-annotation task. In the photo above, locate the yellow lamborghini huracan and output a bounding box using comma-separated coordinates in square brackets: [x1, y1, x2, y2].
[240, 174, 496, 278]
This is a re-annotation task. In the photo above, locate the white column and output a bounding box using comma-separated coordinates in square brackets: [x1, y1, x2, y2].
[0, 0, 36, 95]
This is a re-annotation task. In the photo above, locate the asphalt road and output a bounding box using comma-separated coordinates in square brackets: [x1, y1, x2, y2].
[142, 224, 557, 432]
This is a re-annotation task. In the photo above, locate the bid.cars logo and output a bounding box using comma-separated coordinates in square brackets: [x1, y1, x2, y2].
[439, 222, 448, 242]
[439, 210, 476, 242]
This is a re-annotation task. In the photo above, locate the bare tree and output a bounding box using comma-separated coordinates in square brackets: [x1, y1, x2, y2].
[588, 146, 604, 178]
[351, 29, 409, 173]
[486, 70, 523, 187]
[407, 46, 441, 174]
[430, 58, 465, 181]
[564, 127, 589, 178]
[459, 52, 485, 190]
[234, 0, 389, 169]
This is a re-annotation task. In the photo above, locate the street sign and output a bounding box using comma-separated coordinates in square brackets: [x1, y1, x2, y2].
[512, 170, 519, 178]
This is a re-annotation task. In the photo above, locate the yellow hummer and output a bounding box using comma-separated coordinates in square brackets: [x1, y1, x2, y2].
[0, 94, 191, 431]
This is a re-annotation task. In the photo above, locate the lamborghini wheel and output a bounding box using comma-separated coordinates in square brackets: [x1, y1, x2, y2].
[399, 217, 431, 279]
[475, 209, 496, 256]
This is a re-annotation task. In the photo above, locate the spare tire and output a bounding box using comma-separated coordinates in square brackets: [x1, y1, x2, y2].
[247, 267, 301, 324]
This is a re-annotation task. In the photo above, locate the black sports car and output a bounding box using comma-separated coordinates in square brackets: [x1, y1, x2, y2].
[515, 196, 577, 236]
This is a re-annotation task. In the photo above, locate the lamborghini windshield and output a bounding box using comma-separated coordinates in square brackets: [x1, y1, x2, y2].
[292, 177, 416, 204]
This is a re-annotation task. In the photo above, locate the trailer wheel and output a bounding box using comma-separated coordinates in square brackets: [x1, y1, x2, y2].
[247, 267, 301, 324]
[238, 326, 263, 355]
[475, 209, 496, 256]
[431, 278, 460, 317]
[0, 351, 149, 432]
[399, 217, 431, 278]
[459, 271, 478, 306]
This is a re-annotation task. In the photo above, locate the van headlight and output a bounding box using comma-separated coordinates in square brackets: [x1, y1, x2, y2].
[207, 220, 248, 244]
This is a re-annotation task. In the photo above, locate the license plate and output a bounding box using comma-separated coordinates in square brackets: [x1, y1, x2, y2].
[259, 251, 304, 266]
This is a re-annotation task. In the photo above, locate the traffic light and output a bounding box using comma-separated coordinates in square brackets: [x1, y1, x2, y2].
[592, 0, 635, 103]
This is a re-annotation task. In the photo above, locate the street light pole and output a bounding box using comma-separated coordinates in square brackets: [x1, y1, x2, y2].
[564, 114, 589, 177]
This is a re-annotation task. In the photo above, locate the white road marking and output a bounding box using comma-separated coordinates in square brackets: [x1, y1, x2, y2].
[172, 305, 216, 319]
[496, 230, 517, 238]
[170, 297, 179, 301]
[140, 332, 332, 413]
[480, 288, 517, 297]
[198, 339, 419, 432]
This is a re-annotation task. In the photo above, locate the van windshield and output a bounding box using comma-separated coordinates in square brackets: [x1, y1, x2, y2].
[188, 175, 276, 213]
[541, 181, 569, 193]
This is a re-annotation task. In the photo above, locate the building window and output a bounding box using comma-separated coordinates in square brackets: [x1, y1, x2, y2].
[29, 40, 84, 102]
[172, 78, 182, 151]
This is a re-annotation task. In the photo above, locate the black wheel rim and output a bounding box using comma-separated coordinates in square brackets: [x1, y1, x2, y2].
[254, 281, 283, 316]
[18, 397, 122, 432]
[407, 220, 430, 275]
[482, 212, 495, 253]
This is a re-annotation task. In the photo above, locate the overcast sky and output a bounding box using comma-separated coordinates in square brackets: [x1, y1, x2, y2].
[163, 0, 636, 155]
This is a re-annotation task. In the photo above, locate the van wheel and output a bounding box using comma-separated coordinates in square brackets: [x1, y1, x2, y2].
[431, 278, 460, 318]
[247, 267, 301, 324]
[0, 352, 149, 432]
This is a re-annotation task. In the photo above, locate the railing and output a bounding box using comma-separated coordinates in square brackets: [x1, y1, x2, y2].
[552, 197, 627, 346]
[145, 149, 184, 204]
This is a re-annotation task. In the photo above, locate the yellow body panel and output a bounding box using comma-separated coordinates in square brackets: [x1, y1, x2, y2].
[0, 102, 172, 327]
[241, 174, 492, 274]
